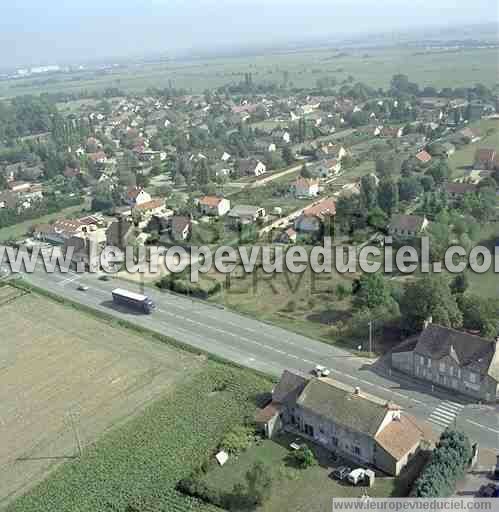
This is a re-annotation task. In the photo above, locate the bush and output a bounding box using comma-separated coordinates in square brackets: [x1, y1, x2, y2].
[157, 275, 221, 300]
[289, 445, 316, 469]
[220, 425, 254, 455]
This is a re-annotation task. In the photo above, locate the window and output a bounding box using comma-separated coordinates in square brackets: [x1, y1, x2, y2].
[427, 358, 431, 368]
[304, 424, 314, 437]
[332, 436, 338, 447]
[439, 362, 446, 373]
[419, 356, 425, 366]
[449, 366, 454, 376]
[469, 372, 477, 384]
[319, 428, 325, 435]
[354, 446, 361, 456]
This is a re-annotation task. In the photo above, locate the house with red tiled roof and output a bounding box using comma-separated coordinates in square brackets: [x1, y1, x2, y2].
[294, 197, 336, 234]
[415, 150, 432, 164]
[198, 196, 231, 216]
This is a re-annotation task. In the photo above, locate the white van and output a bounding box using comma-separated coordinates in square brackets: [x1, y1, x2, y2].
[347, 468, 366, 485]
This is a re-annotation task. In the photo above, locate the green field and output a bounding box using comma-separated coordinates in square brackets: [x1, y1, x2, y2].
[6, 361, 271, 512]
[1, 46, 497, 99]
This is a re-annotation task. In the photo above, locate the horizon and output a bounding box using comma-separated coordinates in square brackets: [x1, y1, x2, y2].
[2, 0, 498, 68]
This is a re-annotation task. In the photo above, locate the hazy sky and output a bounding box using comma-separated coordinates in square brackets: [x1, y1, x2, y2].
[1, 0, 496, 67]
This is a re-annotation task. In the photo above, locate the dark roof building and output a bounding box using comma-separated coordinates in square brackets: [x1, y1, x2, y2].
[391, 323, 499, 402]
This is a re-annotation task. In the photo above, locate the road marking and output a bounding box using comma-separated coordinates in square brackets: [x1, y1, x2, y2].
[466, 420, 499, 434]
[428, 401, 464, 430]
[391, 391, 408, 398]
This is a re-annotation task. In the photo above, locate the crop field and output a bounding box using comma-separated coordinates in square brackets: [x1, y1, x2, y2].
[0, 46, 496, 99]
[6, 350, 271, 511]
[0, 287, 206, 508]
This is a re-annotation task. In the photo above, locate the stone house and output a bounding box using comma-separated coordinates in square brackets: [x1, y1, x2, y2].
[388, 214, 429, 238]
[256, 370, 425, 476]
[391, 323, 499, 402]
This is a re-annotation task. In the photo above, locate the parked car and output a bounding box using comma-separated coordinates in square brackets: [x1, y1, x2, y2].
[313, 365, 330, 377]
[347, 468, 366, 485]
[77, 284, 89, 291]
[330, 466, 351, 481]
[99, 275, 111, 281]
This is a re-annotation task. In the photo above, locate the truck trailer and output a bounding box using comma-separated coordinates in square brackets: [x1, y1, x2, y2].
[111, 288, 156, 314]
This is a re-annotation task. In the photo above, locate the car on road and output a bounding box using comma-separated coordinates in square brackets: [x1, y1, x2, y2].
[313, 365, 330, 377]
[77, 284, 89, 291]
[330, 466, 351, 481]
[99, 275, 111, 281]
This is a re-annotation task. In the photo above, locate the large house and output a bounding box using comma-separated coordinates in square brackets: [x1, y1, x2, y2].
[474, 149, 497, 171]
[63, 229, 107, 273]
[391, 323, 499, 402]
[199, 196, 231, 216]
[126, 186, 152, 207]
[239, 159, 267, 177]
[388, 214, 429, 238]
[445, 182, 478, 203]
[34, 219, 86, 245]
[292, 177, 320, 199]
[227, 205, 266, 226]
[256, 370, 425, 476]
[294, 198, 336, 234]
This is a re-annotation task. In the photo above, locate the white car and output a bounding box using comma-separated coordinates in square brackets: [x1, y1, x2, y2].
[347, 468, 366, 485]
[313, 365, 330, 377]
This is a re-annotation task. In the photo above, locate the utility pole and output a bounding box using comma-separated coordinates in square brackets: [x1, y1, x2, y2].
[69, 411, 82, 459]
[368, 320, 373, 355]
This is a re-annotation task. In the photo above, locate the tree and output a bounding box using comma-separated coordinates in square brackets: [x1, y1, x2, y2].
[367, 207, 387, 230]
[414, 429, 471, 497]
[426, 159, 450, 185]
[282, 146, 295, 166]
[220, 426, 253, 455]
[400, 275, 462, 333]
[378, 178, 399, 215]
[450, 273, 469, 295]
[290, 445, 316, 469]
[300, 163, 312, 179]
[360, 174, 378, 210]
[353, 273, 392, 310]
[420, 175, 435, 192]
[376, 155, 400, 179]
[399, 176, 423, 202]
[457, 294, 499, 338]
[245, 461, 272, 505]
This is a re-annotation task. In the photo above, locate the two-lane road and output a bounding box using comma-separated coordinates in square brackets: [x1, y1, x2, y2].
[10, 264, 499, 451]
